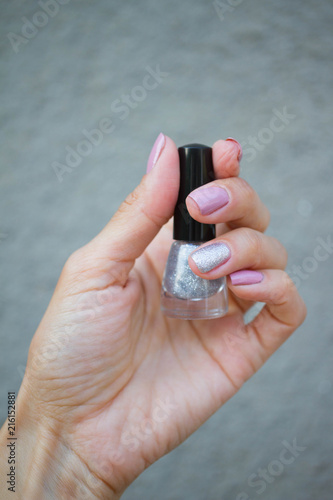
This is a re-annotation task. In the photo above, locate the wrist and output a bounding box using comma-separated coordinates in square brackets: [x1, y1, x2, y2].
[1, 380, 120, 500]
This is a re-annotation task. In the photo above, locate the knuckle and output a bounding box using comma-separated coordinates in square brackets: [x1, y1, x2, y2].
[245, 229, 264, 268]
[236, 177, 255, 200]
[281, 272, 295, 297]
[261, 206, 271, 232]
[143, 207, 167, 228]
[272, 272, 295, 305]
[64, 248, 84, 273]
[298, 298, 308, 325]
[115, 184, 167, 228]
[270, 280, 287, 305]
[239, 179, 270, 232]
[227, 178, 271, 232]
[280, 272, 308, 326]
[236, 178, 271, 230]
[119, 186, 141, 212]
[226, 177, 255, 204]
[62, 247, 91, 279]
[272, 237, 288, 268]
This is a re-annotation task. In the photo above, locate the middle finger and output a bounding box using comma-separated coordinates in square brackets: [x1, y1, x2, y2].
[186, 177, 270, 233]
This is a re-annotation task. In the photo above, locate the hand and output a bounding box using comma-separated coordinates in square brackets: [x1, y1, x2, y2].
[1, 135, 306, 499]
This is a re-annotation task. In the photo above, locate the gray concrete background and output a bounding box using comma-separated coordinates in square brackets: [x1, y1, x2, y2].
[1, 0, 333, 498]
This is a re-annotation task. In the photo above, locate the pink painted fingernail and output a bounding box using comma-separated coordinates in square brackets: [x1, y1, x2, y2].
[230, 270, 264, 286]
[146, 133, 166, 173]
[226, 137, 243, 161]
[188, 186, 229, 215]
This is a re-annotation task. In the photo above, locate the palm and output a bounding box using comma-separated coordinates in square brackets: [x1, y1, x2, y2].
[28, 222, 258, 491]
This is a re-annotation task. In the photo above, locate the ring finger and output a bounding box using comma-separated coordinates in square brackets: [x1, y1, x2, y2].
[188, 228, 288, 279]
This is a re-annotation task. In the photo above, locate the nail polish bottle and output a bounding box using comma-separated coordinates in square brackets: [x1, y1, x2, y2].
[160, 144, 228, 320]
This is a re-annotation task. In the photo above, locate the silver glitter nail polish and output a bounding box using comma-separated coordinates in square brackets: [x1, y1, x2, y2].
[160, 144, 228, 320]
[191, 242, 231, 273]
[161, 241, 227, 319]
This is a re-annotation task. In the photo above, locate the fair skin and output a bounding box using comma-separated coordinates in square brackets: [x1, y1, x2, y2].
[0, 137, 306, 499]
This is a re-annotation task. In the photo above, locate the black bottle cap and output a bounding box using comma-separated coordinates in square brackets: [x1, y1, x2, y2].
[173, 143, 216, 242]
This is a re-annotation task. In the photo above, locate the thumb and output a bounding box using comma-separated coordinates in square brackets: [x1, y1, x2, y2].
[88, 134, 179, 284]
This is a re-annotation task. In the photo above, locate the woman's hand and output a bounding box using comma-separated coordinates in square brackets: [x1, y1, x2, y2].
[1, 135, 306, 499]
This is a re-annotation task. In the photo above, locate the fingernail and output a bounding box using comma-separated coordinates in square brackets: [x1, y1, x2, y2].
[146, 133, 166, 173]
[188, 186, 229, 215]
[230, 270, 264, 286]
[226, 137, 243, 161]
[190, 242, 231, 273]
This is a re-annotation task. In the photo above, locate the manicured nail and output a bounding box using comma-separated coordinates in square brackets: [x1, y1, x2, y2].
[188, 186, 229, 215]
[230, 270, 264, 286]
[146, 133, 166, 173]
[190, 242, 231, 273]
[226, 137, 243, 161]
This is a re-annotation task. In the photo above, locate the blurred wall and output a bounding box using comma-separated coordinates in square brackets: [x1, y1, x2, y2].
[1, 1, 333, 498]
